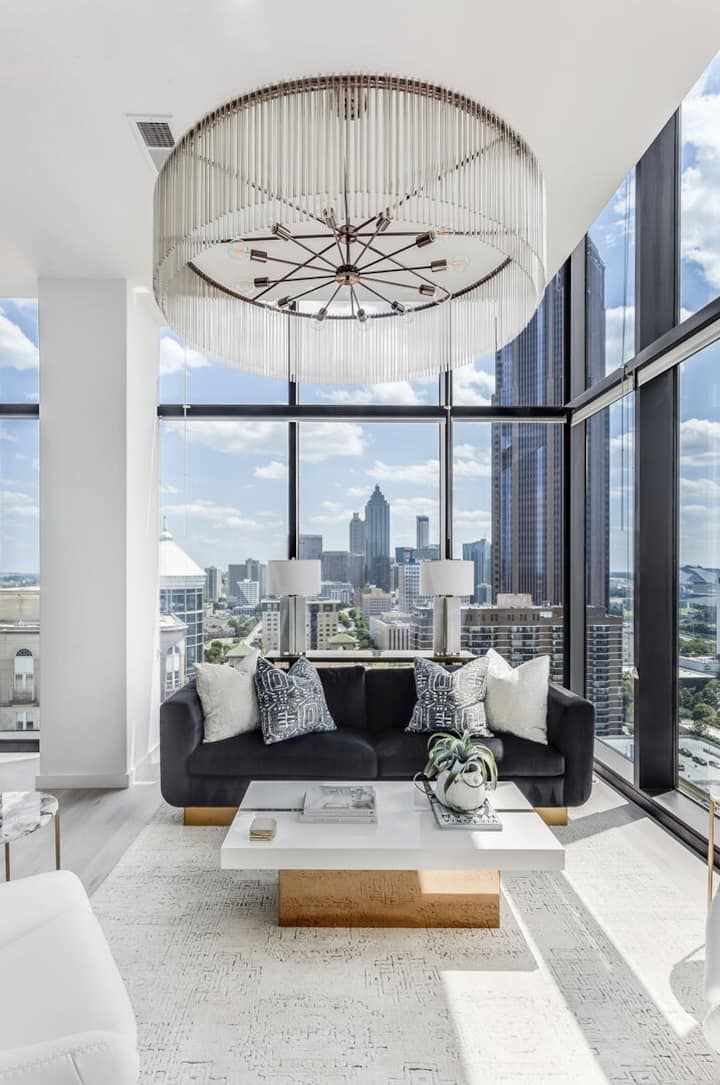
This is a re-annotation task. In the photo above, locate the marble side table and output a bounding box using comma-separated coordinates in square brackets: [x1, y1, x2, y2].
[0, 791, 60, 881]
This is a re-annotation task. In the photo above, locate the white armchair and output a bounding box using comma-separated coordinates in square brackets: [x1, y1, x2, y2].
[0, 871, 138, 1084]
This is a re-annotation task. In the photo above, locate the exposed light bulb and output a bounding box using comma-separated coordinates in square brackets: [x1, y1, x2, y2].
[233, 277, 253, 292]
[448, 255, 470, 273]
[227, 242, 250, 261]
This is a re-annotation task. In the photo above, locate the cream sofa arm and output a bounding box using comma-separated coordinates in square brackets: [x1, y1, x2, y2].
[0, 1030, 139, 1085]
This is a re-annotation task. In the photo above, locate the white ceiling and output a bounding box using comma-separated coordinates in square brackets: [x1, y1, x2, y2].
[1, 0, 719, 296]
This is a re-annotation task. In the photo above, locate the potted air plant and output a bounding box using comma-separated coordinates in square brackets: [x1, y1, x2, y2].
[422, 730, 498, 813]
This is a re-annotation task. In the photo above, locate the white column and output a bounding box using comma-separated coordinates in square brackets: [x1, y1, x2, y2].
[37, 279, 160, 788]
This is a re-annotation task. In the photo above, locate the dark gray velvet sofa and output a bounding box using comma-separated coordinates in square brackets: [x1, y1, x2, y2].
[160, 664, 595, 815]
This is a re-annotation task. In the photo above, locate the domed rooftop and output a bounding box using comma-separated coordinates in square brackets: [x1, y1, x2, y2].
[159, 520, 205, 582]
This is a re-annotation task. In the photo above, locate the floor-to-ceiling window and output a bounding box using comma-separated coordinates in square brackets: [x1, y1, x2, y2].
[680, 50, 720, 318]
[586, 170, 636, 382]
[585, 396, 635, 761]
[453, 420, 565, 679]
[678, 341, 720, 797]
[157, 270, 568, 688]
[0, 299, 39, 740]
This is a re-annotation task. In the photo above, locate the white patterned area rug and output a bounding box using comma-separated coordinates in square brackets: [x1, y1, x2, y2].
[92, 780, 720, 1084]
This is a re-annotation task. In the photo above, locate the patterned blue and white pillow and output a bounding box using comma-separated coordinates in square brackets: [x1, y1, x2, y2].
[255, 656, 337, 745]
[407, 655, 490, 735]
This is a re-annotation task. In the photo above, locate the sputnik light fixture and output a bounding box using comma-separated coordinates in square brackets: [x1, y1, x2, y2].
[153, 75, 546, 383]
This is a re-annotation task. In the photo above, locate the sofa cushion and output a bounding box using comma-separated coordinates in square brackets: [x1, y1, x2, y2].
[189, 726, 377, 779]
[375, 729, 504, 779]
[491, 734, 564, 777]
[255, 657, 337, 744]
[317, 666, 367, 730]
[365, 667, 417, 735]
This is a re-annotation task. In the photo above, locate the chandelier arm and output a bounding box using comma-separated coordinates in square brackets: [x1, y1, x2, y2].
[252, 240, 339, 301]
[362, 265, 437, 273]
[350, 285, 357, 317]
[359, 240, 451, 297]
[282, 233, 337, 271]
[362, 275, 434, 293]
[353, 220, 386, 266]
[359, 282, 396, 308]
[359, 240, 424, 274]
[262, 275, 340, 285]
[281, 278, 339, 305]
[261, 256, 340, 274]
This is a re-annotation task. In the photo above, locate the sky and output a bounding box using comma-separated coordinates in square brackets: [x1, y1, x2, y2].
[3, 49, 720, 576]
[0, 298, 39, 574]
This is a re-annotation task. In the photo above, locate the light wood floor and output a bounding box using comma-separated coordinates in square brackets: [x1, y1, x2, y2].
[1, 754, 162, 895]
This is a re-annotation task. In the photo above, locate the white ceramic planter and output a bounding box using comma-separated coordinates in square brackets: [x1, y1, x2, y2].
[435, 764, 487, 812]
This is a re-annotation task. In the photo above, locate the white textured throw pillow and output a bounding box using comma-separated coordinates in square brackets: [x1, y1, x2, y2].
[196, 651, 260, 743]
[485, 649, 549, 745]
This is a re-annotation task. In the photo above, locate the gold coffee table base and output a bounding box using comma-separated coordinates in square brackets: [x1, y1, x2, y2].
[278, 868, 500, 928]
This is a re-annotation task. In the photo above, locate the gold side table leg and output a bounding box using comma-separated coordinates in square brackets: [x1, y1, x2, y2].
[54, 810, 61, 871]
[4, 842, 9, 882]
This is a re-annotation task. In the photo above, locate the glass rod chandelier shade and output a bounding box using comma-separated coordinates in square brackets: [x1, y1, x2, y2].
[153, 75, 546, 383]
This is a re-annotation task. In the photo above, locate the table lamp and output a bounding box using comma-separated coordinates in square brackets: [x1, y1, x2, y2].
[266, 559, 321, 653]
[419, 560, 474, 656]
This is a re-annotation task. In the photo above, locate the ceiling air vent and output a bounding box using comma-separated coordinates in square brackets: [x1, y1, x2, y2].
[128, 114, 175, 173]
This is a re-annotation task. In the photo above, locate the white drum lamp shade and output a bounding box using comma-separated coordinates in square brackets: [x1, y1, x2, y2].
[420, 560, 474, 597]
[266, 560, 321, 597]
[420, 560, 474, 657]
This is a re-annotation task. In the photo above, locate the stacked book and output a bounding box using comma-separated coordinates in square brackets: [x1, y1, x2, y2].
[301, 784, 377, 824]
[419, 780, 503, 831]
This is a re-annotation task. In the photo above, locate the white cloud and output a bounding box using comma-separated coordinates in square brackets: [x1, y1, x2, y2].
[605, 306, 635, 372]
[0, 425, 19, 444]
[159, 336, 210, 376]
[0, 311, 38, 371]
[300, 422, 367, 462]
[368, 458, 439, 487]
[314, 381, 428, 406]
[452, 363, 494, 406]
[680, 418, 720, 468]
[254, 460, 288, 480]
[454, 507, 492, 528]
[161, 499, 260, 530]
[681, 78, 720, 292]
[0, 490, 38, 518]
[165, 419, 285, 457]
[160, 483, 181, 495]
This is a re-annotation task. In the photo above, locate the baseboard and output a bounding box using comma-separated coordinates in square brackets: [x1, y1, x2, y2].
[35, 772, 131, 789]
[127, 742, 160, 786]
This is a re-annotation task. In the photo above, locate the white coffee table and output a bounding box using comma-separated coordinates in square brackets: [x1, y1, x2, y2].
[221, 781, 564, 929]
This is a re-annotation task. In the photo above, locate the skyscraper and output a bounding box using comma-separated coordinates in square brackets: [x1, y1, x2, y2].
[462, 539, 492, 604]
[491, 270, 565, 605]
[204, 566, 219, 603]
[585, 235, 610, 610]
[321, 550, 350, 583]
[299, 534, 323, 560]
[159, 526, 205, 672]
[364, 485, 391, 592]
[416, 515, 429, 552]
[349, 513, 365, 556]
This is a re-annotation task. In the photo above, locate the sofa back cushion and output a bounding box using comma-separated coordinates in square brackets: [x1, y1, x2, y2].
[316, 666, 367, 730]
[365, 667, 417, 734]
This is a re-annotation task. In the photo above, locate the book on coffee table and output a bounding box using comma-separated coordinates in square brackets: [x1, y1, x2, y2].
[419, 780, 503, 831]
[301, 784, 377, 823]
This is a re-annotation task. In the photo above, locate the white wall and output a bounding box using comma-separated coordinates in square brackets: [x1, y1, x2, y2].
[38, 279, 160, 787]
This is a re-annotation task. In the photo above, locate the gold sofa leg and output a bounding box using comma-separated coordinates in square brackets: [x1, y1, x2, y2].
[535, 807, 568, 827]
[184, 807, 237, 826]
